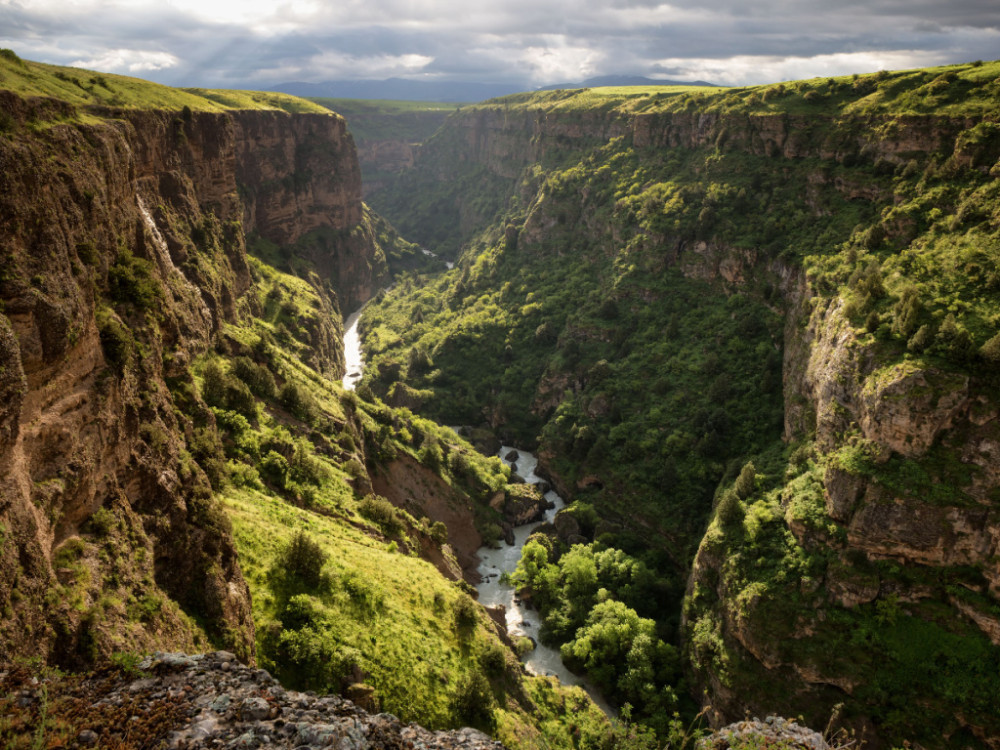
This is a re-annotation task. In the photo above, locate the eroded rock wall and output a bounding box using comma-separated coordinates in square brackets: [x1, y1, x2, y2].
[0, 97, 382, 666]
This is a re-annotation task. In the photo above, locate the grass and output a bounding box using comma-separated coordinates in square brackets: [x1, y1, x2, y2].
[459, 59, 1000, 119]
[222, 483, 478, 727]
[0, 49, 329, 115]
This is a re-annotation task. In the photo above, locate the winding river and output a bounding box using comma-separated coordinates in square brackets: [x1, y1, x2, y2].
[341, 305, 611, 716]
[476, 448, 614, 716]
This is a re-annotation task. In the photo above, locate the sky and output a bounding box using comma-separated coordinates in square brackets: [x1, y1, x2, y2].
[1, 0, 998, 89]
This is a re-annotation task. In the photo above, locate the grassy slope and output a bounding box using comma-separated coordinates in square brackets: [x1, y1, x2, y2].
[470, 60, 1000, 117]
[0, 48, 329, 114]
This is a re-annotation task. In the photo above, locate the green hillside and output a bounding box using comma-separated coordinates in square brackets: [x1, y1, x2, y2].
[0, 48, 329, 114]
[359, 58, 1000, 746]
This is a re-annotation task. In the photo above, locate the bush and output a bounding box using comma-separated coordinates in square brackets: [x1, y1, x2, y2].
[201, 360, 227, 407]
[108, 251, 162, 309]
[479, 641, 508, 677]
[232, 356, 277, 399]
[451, 671, 495, 728]
[453, 594, 478, 629]
[358, 494, 404, 537]
[97, 311, 134, 374]
[280, 382, 317, 422]
[429, 521, 448, 545]
[716, 489, 745, 528]
[274, 531, 328, 591]
[734, 461, 756, 500]
[260, 450, 290, 489]
[980, 332, 1000, 364]
[86, 507, 116, 537]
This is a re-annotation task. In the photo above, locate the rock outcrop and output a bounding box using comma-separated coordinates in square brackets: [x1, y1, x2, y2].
[0, 652, 506, 750]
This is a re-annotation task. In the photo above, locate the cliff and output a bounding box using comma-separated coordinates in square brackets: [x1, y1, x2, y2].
[0, 83, 385, 666]
[359, 62, 1000, 747]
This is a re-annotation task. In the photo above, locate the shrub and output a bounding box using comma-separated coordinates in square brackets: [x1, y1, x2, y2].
[429, 521, 448, 545]
[280, 382, 317, 422]
[734, 461, 756, 500]
[451, 671, 495, 728]
[274, 531, 328, 591]
[716, 489, 745, 528]
[97, 311, 134, 374]
[453, 594, 478, 629]
[980, 332, 1000, 364]
[86, 507, 116, 537]
[232, 356, 277, 399]
[201, 360, 227, 407]
[260, 450, 290, 489]
[479, 641, 508, 677]
[108, 251, 162, 309]
[224, 378, 257, 420]
[907, 324, 933, 354]
[358, 494, 404, 537]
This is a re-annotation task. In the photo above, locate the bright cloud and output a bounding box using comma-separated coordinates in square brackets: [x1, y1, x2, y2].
[70, 48, 178, 72]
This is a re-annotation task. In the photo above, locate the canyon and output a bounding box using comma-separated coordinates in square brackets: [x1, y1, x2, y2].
[3, 51, 1000, 750]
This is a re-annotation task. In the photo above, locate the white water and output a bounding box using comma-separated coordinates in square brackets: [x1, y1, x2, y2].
[420, 246, 455, 270]
[136, 195, 212, 325]
[342, 306, 365, 390]
[476, 447, 614, 716]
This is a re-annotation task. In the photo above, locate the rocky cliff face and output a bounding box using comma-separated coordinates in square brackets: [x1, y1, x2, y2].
[683, 187, 1000, 750]
[0, 95, 384, 667]
[368, 79, 1000, 747]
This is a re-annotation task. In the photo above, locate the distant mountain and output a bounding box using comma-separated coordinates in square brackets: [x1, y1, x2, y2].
[271, 78, 526, 103]
[540, 74, 719, 90]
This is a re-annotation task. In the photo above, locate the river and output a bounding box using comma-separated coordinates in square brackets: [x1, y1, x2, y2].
[342, 306, 364, 390]
[475, 447, 614, 716]
[341, 305, 611, 716]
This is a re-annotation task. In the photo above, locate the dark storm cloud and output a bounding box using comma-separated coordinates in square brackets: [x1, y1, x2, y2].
[0, 0, 997, 87]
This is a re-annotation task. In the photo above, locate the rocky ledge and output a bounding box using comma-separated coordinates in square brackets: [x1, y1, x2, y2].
[1, 652, 505, 750]
[697, 717, 830, 750]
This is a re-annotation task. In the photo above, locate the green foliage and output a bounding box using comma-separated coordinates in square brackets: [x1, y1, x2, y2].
[107, 251, 162, 309]
[734, 462, 756, 500]
[451, 671, 495, 729]
[279, 381, 317, 422]
[96, 308, 134, 374]
[231, 356, 277, 399]
[85, 507, 116, 537]
[715, 490, 745, 529]
[560, 600, 679, 729]
[452, 594, 479, 630]
[358, 494, 405, 537]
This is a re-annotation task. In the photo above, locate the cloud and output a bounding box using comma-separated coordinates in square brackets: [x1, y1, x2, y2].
[0, 0, 996, 88]
[70, 48, 178, 73]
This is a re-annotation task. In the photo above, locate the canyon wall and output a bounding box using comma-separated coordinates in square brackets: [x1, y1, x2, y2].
[0, 94, 384, 666]
[368, 82, 1000, 747]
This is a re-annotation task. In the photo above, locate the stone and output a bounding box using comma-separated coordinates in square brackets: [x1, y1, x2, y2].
[78, 729, 99, 745]
[240, 696, 272, 721]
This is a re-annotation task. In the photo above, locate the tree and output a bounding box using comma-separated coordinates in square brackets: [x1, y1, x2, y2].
[274, 530, 328, 591]
[734, 461, 756, 500]
[716, 489, 745, 528]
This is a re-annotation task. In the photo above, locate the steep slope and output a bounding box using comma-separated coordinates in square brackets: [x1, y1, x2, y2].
[359, 62, 1000, 746]
[0, 51, 387, 666]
